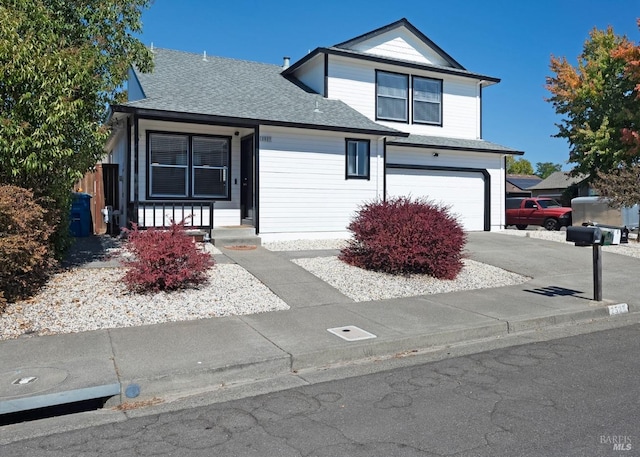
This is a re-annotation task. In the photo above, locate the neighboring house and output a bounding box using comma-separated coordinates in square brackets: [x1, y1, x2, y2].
[506, 174, 542, 198]
[105, 18, 523, 241]
[527, 171, 591, 206]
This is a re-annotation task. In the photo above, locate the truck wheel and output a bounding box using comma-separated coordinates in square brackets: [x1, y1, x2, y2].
[544, 218, 560, 231]
[516, 225, 528, 230]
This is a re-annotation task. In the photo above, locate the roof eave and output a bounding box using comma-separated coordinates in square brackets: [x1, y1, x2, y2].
[283, 47, 500, 84]
[110, 105, 408, 137]
[387, 139, 523, 155]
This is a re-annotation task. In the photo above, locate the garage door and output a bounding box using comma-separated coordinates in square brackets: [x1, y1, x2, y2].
[386, 168, 486, 231]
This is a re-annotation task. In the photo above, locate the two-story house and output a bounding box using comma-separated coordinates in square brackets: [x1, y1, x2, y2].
[105, 18, 523, 241]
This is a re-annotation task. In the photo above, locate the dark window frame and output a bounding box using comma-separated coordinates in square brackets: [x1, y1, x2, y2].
[412, 75, 443, 126]
[146, 130, 232, 201]
[375, 70, 409, 123]
[345, 138, 371, 180]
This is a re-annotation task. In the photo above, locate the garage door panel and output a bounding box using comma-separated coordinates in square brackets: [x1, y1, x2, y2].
[386, 168, 485, 231]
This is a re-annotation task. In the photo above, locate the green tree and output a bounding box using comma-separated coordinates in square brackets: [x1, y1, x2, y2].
[506, 156, 534, 175]
[0, 0, 152, 255]
[546, 25, 640, 178]
[535, 162, 563, 179]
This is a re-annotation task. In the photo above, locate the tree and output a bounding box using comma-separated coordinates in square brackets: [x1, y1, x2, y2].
[612, 19, 640, 156]
[535, 162, 563, 179]
[0, 0, 153, 255]
[506, 156, 534, 175]
[546, 24, 640, 178]
[592, 164, 640, 242]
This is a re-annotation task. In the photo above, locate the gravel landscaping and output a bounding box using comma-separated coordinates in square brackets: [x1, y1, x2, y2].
[2, 230, 638, 341]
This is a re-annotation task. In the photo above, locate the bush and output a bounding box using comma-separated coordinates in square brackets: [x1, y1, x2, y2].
[0, 185, 56, 310]
[339, 196, 466, 279]
[121, 221, 215, 293]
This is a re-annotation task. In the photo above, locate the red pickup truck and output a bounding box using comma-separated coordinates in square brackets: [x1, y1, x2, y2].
[506, 197, 572, 231]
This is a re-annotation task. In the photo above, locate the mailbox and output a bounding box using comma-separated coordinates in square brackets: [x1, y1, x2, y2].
[566, 226, 602, 246]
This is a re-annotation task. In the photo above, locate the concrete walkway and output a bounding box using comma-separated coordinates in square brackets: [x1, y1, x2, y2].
[1, 232, 638, 424]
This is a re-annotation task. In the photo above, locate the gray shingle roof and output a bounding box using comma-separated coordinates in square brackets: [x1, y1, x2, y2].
[122, 48, 402, 135]
[527, 171, 587, 190]
[388, 134, 523, 154]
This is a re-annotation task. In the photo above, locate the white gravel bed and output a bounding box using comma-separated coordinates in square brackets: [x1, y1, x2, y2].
[292, 257, 529, 302]
[499, 229, 640, 259]
[263, 238, 348, 251]
[0, 264, 288, 341]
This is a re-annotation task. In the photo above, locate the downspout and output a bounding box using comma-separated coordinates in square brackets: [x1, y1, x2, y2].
[133, 113, 139, 225]
[254, 126, 260, 234]
[477, 81, 483, 139]
[125, 116, 132, 227]
[382, 137, 387, 201]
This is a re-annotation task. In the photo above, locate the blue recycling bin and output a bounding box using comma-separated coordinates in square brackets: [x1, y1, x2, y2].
[70, 192, 92, 237]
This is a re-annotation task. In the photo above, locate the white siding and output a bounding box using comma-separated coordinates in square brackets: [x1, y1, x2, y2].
[350, 28, 451, 66]
[327, 56, 480, 139]
[387, 147, 506, 231]
[293, 54, 325, 95]
[258, 126, 383, 237]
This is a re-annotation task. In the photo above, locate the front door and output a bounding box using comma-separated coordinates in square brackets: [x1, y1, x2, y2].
[240, 135, 254, 224]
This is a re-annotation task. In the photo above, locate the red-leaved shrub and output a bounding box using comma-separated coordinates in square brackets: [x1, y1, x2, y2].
[339, 197, 466, 279]
[121, 221, 214, 293]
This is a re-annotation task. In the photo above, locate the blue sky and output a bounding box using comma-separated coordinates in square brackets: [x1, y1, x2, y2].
[139, 0, 639, 171]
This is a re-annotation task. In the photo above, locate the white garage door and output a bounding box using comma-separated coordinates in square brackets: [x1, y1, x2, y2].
[386, 168, 485, 231]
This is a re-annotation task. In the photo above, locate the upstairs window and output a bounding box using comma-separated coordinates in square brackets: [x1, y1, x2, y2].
[149, 132, 230, 199]
[376, 71, 408, 122]
[346, 139, 370, 179]
[413, 76, 442, 125]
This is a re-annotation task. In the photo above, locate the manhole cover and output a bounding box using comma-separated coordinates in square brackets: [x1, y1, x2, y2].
[224, 245, 257, 250]
[0, 367, 69, 399]
[327, 325, 377, 342]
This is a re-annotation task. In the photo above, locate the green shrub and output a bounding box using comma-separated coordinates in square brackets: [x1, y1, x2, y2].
[122, 221, 215, 293]
[0, 185, 56, 309]
[339, 196, 466, 279]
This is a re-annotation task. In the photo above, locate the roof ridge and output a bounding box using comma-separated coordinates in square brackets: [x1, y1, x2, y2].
[149, 47, 283, 69]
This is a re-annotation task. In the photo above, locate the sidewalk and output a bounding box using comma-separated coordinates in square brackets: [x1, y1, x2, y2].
[1, 232, 638, 420]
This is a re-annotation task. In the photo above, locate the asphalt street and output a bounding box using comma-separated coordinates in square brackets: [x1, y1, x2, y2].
[2, 322, 639, 456]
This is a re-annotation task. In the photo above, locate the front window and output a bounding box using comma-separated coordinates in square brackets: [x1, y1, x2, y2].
[346, 139, 370, 179]
[149, 134, 188, 197]
[149, 132, 230, 199]
[413, 76, 442, 125]
[376, 71, 408, 122]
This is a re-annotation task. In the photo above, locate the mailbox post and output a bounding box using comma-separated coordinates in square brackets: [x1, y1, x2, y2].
[566, 226, 603, 301]
[592, 243, 602, 301]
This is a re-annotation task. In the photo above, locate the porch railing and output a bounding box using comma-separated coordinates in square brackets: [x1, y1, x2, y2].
[131, 201, 214, 231]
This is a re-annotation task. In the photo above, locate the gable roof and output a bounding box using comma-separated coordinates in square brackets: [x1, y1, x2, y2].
[283, 19, 500, 85]
[388, 134, 523, 155]
[334, 18, 465, 70]
[527, 171, 588, 190]
[113, 48, 405, 137]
